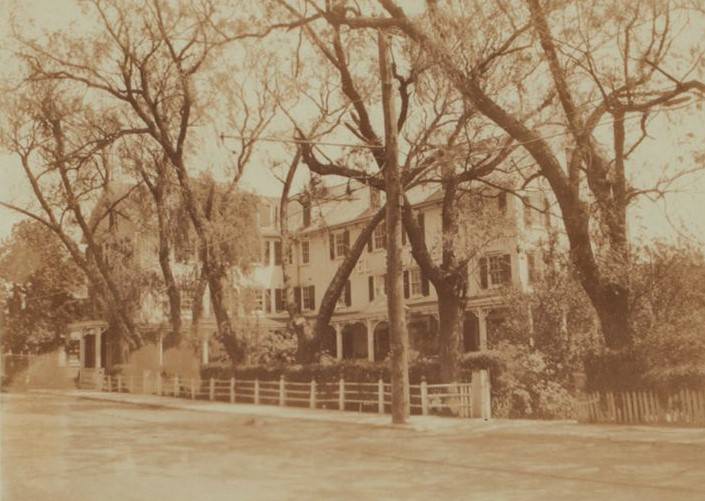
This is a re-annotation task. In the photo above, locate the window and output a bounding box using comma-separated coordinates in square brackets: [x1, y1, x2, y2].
[300, 240, 310, 264]
[259, 203, 272, 227]
[263, 241, 271, 266]
[329, 230, 350, 259]
[337, 280, 352, 308]
[368, 274, 387, 301]
[274, 241, 282, 265]
[480, 254, 512, 289]
[274, 288, 285, 312]
[264, 289, 272, 313]
[302, 285, 315, 310]
[373, 222, 386, 250]
[302, 201, 311, 227]
[409, 269, 423, 296]
[523, 193, 543, 227]
[181, 287, 194, 313]
[527, 252, 540, 284]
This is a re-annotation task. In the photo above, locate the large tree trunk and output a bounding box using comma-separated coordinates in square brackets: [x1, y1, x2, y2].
[436, 286, 464, 384]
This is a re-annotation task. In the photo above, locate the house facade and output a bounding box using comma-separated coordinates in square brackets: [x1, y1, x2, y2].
[67, 179, 550, 375]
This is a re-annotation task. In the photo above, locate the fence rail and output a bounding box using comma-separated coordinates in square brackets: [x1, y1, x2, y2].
[79, 370, 491, 419]
[579, 389, 705, 426]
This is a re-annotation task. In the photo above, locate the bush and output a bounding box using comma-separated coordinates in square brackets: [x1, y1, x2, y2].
[201, 351, 505, 385]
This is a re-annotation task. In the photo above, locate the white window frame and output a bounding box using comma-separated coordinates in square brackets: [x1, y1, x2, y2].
[302, 286, 314, 311]
[335, 232, 348, 259]
[373, 223, 386, 250]
[409, 268, 423, 297]
[488, 254, 511, 288]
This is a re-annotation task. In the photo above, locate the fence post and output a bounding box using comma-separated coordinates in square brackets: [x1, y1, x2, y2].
[156, 374, 163, 396]
[420, 378, 429, 416]
[117, 375, 123, 393]
[230, 377, 236, 404]
[95, 373, 101, 391]
[128, 375, 134, 394]
[254, 379, 260, 405]
[279, 375, 286, 406]
[173, 375, 179, 397]
[309, 380, 316, 409]
[338, 378, 345, 411]
[209, 377, 215, 401]
[377, 378, 384, 414]
[190, 378, 196, 400]
[471, 370, 491, 420]
[106, 375, 112, 392]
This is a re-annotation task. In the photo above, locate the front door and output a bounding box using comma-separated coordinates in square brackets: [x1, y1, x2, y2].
[84, 334, 95, 368]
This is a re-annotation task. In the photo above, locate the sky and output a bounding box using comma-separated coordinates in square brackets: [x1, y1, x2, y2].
[1, 0, 704, 248]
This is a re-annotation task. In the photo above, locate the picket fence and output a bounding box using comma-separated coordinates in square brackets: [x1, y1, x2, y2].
[78, 371, 487, 418]
[579, 389, 705, 426]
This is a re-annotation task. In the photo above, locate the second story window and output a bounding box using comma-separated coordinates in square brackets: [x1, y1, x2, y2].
[259, 203, 272, 227]
[301, 240, 310, 264]
[479, 254, 512, 289]
[329, 230, 350, 259]
[336, 280, 352, 308]
[373, 222, 386, 250]
[263, 241, 271, 266]
[274, 241, 282, 265]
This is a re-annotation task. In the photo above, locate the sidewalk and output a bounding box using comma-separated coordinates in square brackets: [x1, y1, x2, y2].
[33, 389, 705, 445]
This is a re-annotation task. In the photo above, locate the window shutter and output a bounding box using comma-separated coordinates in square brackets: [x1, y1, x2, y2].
[368, 276, 374, 302]
[345, 280, 352, 306]
[263, 241, 270, 266]
[403, 270, 410, 299]
[274, 289, 283, 312]
[294, 286, 302, 312]
[309, 285, 316, 310]
[503, 254, 512, 284]
[329, 233, 335, 259]
[479, 257, 488, 289]
[417, 212, 425, 243]
[421, 272, 430, 296]
[343, 229, 350, 255]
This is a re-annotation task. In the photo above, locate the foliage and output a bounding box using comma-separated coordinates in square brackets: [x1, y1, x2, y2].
[201, 351, 504, 385]
[0, 221, 88, 353]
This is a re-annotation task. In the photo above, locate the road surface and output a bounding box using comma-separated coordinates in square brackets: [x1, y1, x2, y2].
[2, 392, 704, 500]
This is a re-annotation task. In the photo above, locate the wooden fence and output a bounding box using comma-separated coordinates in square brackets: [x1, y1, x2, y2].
[79, 371, 491, 419]
[579, 389, 705, 426]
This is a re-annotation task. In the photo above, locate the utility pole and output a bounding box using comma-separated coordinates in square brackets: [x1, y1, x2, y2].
[378, 29, 410, 424]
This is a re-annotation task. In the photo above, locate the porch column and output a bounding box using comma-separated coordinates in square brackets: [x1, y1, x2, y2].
[158, 333, 164, 367]
[95, 329, 102, 369]
[477, 309, 488, 351]
[366, 319, 374, 362]
[335, 324, 343, 361]
[79, 333, 86, 369]
[201, 335, 210, 365]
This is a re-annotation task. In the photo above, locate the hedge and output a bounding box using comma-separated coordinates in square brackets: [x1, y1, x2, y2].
[201, 351, 505, 385]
